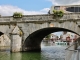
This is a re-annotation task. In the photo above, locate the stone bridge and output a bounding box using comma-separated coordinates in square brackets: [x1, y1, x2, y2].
[0, 13, 80, 52]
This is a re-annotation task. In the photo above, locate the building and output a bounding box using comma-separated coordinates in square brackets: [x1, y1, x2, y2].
[50, 33, 59, 42]
[50, 5, 80, 14]
[60, 31, 79, 42]
[60, 31, 69, 42]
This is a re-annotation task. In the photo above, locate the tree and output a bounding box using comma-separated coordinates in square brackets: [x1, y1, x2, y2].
[45, 34, 51, 40]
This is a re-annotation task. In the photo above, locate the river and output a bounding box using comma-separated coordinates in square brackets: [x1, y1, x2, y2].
[0, 41, 67, 60]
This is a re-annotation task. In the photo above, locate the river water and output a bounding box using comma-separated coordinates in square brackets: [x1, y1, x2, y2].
[0, 42, 67, 60]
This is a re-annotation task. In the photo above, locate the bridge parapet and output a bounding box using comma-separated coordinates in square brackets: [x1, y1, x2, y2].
[61, 13, 80, 20]
[22, 13, 80, 21]
[0, 13, 80, 23]
[0, 17, 11, 22]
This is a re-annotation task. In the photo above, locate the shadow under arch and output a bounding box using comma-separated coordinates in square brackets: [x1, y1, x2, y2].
[23, 27, 80, 52]
[0, 32, 4, 36]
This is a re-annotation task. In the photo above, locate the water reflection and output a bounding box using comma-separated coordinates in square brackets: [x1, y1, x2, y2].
[41, 41, 66, 60]
[0, 41, 66, 60]
[22, 52, 41, 60]
[0, 51, 10, 60]
[41, 41, 54, 46]
[10, 53, 22, 60]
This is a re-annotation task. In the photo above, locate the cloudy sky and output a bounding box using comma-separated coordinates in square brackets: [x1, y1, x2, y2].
[0, 0, 80, 16]
[49, 0, 80, 5]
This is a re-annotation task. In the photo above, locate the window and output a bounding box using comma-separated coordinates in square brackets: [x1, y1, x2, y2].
[54, 6, 60, 10]
[66, 6, 80, 12]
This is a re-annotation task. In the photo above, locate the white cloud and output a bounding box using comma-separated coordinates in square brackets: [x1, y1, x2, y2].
[0, 5, 50, 16]
[40, 8, 50, 12]
[48, 0, 80, 5]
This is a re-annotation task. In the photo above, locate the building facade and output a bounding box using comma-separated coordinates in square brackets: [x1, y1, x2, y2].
[60, 31, 79, 42]
[50, 33, 59, 42]
[50, 5, 80, 14]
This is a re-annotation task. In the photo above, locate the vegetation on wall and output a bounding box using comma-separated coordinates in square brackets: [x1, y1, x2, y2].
[53, 10, 64, 18]
[13, 12, 23, 18]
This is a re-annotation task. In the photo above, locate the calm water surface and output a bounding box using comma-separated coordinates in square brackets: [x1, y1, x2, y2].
[0, 42, 67, 60]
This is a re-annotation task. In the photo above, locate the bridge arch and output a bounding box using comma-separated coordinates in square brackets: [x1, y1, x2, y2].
[0, 32, 4, 36]
[0, 31, 11, 47]
[23, 27, 80, 52]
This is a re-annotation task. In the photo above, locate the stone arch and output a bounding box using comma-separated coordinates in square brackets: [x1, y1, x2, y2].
[1, 34, 11, 47]
[49, 21, 80, 35]
[0, 32, 4, 36]
[0, 31, 11, 47]
[23, 27, 80, 52]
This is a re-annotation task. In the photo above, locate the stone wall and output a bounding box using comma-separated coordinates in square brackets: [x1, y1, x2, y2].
[0, 13, 79, 52]
[0, 13, 80, 22]
[0, 34, 10, 47]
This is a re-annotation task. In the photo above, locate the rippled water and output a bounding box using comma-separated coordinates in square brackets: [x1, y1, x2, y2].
[0, 42, 67, 60]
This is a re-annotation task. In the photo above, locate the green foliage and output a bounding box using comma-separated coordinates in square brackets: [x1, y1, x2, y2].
[13, 12, 23, 18]
[53, 10, 64, 18]
[45, 34, 51, 40]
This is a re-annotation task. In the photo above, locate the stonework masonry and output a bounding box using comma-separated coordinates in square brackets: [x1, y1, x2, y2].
[0, 13, 80, 52]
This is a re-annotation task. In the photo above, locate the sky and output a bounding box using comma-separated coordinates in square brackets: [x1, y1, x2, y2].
[0, 0, 80, 36]
[0, 0, 80, 16]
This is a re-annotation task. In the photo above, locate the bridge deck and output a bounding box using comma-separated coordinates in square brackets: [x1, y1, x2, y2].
[0, 13, 80, 23]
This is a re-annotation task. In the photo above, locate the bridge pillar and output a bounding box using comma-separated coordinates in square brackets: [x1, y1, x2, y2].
[10, 33, 22, 52]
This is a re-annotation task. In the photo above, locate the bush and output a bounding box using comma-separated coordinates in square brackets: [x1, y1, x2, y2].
[53, 10, 64, 18]
[13, 12, 23, 18]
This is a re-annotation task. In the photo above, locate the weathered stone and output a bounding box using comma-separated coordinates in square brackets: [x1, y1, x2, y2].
[0, 13, 79, 52]
[10, 34, 22, 52]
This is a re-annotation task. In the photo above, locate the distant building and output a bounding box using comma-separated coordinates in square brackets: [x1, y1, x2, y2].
[50, 5, 80, 14]
[60, 31, 79, 42]
[60, 31, 69, 42]
[50, 33, 59, 42]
